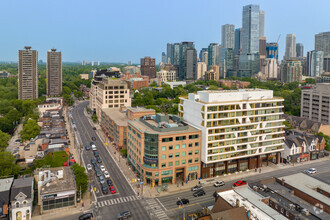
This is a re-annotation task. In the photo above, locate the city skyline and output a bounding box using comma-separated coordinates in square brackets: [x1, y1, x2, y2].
[0, 0, 329, 63]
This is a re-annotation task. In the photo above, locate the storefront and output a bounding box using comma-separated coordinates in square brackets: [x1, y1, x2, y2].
[41, 190, 76, 212]
[161, 177, 172, 184]
[299, 153, 309, 162]
[310, 151, 319, 160]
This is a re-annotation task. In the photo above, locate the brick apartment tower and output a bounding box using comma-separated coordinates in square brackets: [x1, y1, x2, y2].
[47, 49, 62, 97]
[140, 56, 156, 78]
[18, 46, 38, 100]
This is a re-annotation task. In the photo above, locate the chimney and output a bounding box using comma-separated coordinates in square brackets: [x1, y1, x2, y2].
[281, 178, 285, 185]
[236, 199, 240, 208]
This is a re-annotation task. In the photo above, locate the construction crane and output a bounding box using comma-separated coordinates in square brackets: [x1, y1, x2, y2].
[276, 34, 281, 46]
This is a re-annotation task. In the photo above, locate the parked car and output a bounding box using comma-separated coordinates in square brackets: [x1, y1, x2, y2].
[91, 136, 96, 141]
[191, 185, 203, 191]
[79, 212, 93, 220]
[233, 180, 247, 187]
[95, 168, 102, 177]
[110, 186, 116, 194]
[213, 191, 220, 198]
[117, 210, 131, 219]
[91, 159, 97, 166]
[90, 142, 94, 146]
[104, 171, 110, 178]
[107, 179, 113, 186]
[99, 176, 105, 184]
[305, 168, 317, 174]
[85, 145, 90, 150]
[87, 164, 92, 171]
[100, 165, 105, 172]
[91, 144, 97, 151]
[101, 183, 109, 194]
[193, 190, 205, 197]
[93, 127, 96, 130]
[94, 151, 99, 157]
[214, 181, 225, 187]
[176, 199, 189, 206]
[96, 156, 102, 163]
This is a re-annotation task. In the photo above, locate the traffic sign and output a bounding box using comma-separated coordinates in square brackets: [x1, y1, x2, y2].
[140, 181, 144, 184]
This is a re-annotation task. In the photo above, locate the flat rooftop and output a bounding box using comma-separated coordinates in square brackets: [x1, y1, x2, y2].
[278, 173, 330, 206]
[0, 178, 14, 192]
[102, 108, 128, 126]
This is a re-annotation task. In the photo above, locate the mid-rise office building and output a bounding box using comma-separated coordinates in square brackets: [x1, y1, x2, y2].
[307, 50, 324, 77]
[179, 89, 285, 178]
[197, 62, 207, 80]
[259, 36, 266, 73]
[238, 53, 260, 77]
[315, 32, 330, 56]
[284, 34, 296, 60]
[199, 48, 208, 62]
[280, 60, 303, 83]
[18, 46, 38, 100]
[46, 49, 62, 97]
[141, 56, 156, 78]
[324, 56, 330, 73]
[221, 24, 235, 49]
[220, 48, 234, 78]
[301, 83, 330, 124]
[157, 70, 177, 86]
[296, 43, 304, 57]
[127, 113, 201, 185]
[95, 78, 131, 118]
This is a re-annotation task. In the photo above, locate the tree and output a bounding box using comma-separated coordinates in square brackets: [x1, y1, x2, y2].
[72, 164, 88, 196]
[0, 130, 11, 151]
[142, 92, 154, 106]
[63, 94, 74, 106]
[6, 109, 22, 125]
[149, 81, 157, 87]
[20, 119, 40, 141]
[0, 151, 20, 177]
[91, 114, 98, 123]
[208, 85, 218, 90]
[0, 117, 13, 133]
[304, 78, 316, 84]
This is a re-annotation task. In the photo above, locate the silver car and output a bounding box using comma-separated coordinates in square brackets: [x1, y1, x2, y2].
[87, 164, 92, 171]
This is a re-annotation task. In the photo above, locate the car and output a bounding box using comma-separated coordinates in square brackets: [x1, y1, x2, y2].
[104, 171, 110, 178]
[90, 158, 97, 166]
[107, 179, 113, 186]
[99, 176, 105, 184]
[93, 127, 96, 130]
[233, 180, 247, 187]
[191, 185, 203, 191]
[90, 142, 94, 146]
[101, 183, 109, 194]
[94, 151, 99, 157]
[213, 191, 220, 198]
[79, 212, 93, 220]
[95, 168, 102, 177]
[193, 190, 205, 197]
[110, 186, 116, 194]
[91, 144, 97, 151]
[100, 165, 105, 172]
[214, 181, 225, 187]
[96, 156, 102, 163]
[176, 199, 189, 206]
[85, 145, 90, 150]
[117, 210, 131, 219]
[91, 136, 96, 141]
[305, 168, 317, 174]
[87, 164, 92, 171]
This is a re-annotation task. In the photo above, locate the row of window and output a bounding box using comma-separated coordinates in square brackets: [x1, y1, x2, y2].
[162, 134, 199, 143]
[161, 143, 199, 151]
[161, 150, 199, 159]
[205, 102, 282, 112]
[161, 159, 199, 168]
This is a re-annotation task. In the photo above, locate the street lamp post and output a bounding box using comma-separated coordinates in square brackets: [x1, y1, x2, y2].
[177, 197, 185, 220]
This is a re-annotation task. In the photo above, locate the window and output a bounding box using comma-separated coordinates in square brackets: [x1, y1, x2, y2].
[175, 145, 180, 150]
[175, 161, 179, 166]
[188, 151, 192, 155]
[188, 166, 198, 171]
[285, 211, 289, 217]
[162, 163, 166, 168]
[155, 172, 159, 177]
[188, 159, 192, 163]
[162, 137, 173, 142]
[182, 160, 186, 164]
[162, 155, 166, 159]
[176, 136, 186, 141]
[189, 134, 199, 139]
[195, 150, 199, 155]
[175, 153, 180, 158]
[195, 158, 199, 162]
[169, 162, 173, 167]
[189, 143, 193, 148]
[182, 144, 186, 149]
[162, 146, 166, 151]
[281, 208, 284, 213]
[169, 154, 173, 158]
[161, 170, 173, 175]
[195, 142, 199, 147]
[16, 202, 19, 208]
[182, 152, 186, 156]
[169, 145, 173, 150]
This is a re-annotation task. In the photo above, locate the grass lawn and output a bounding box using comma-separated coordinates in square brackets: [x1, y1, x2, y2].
[36, 151, 69, 168]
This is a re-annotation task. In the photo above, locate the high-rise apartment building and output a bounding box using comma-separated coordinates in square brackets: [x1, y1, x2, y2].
[307, 50, 324, 77]
[208, 43, 221, 67]
[296, 43, 304, 57]
[167, 43, 173, 64]
[324, 56, 330, 73]
[234, 28, 242, 55]
[301, 84, 330, 124]
[315, 32, 330, 56]
[259, 37, 267, 73]
[266, 43, 278, 59]
[242, 4, 260, 54]
[197, 62, 207, 80]
[201, 50, 208, 66]
[221, 24, 235, 49]
[284, 34, 296, 60]
[161, 52, 167, 63]
[173, 43, 181, 66]
[281, 60, 302, 83]
[220, 48, 234, 78]
[46, 49, 62, 97]
[199, 48, 208, 62]
[259, 10, 265, 37]
[141, 56, 156, 78]
[18, 46, 38, 100]
[178, 42, 197, 80]
[262, 58, 279, 80]
[179, 90, 284, 178]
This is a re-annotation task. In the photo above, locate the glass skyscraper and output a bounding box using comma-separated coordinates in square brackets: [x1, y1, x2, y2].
[242, 4, 260, 54]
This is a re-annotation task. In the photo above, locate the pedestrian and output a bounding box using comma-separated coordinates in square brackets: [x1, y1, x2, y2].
[182, 181, 184, 186]
[186, 179, 188, 184]
[259, 168, 261, 173]
[177, 183, 179, 187]
[255, 168, 257, 172]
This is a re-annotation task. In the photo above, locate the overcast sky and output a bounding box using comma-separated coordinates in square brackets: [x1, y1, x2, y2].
[0, 0, 329, 63]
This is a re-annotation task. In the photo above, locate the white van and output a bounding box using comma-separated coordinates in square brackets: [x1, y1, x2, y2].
[91, 144, 97, 151]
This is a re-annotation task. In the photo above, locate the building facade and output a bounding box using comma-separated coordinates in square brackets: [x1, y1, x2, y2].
[157, 70, 177, 86]
[127, 114, 201, 185]
[301, 83, 330, 124]
[208, 43, 221, 67]
[315, 31, 330, 56]
[280, 60, 303, 83]
[18, 46, 38, 100]
[259, 10, 265, 37]
[241, 4, 260, 54]
[197, 62, 207, 80]
[46, 49, 62, 97]
[296, 43, 304, 57]
[262, 58, 279, 80]
[141, 57, 156, 78]
[221, 24, 235, 49]
[234, 28, 242, 55]
[284, 34, 296, 60]
[179, 89, 285, 178]
[307, 50, 324, 77]
[266, 42, 278, 59]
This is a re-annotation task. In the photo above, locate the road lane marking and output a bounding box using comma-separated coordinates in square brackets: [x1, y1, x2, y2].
[167, 198, 214, 211]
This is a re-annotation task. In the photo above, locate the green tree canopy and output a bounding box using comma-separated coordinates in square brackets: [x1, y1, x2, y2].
[72, 164, 88, 196]
[20, 119, 40, 141]
[0, 151, 20, 177]
[0, 130, 11, 151]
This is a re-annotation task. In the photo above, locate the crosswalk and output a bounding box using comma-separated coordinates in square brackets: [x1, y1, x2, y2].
[145, 199, 169, 220]
[97, 195, 139, 207]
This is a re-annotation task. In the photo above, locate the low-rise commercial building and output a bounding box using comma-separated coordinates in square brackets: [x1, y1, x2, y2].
[126, 78, 148, 90]
[127, 114, 201, 185]
[0, 178, 14, 219]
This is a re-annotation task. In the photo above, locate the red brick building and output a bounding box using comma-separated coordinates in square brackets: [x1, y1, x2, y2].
[141, 56, 156, 78]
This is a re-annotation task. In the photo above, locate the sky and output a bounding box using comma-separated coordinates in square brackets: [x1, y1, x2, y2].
[0, 0, 329, 63]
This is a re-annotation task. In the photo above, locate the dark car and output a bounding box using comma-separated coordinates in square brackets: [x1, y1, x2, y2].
[91, 136, 96, 141]
[191, 185, 203, 191]
[79, 212, 93, 220]
[193, 190, 205, 197]
[107, 179, 113, 186]
[101, 183, 109, 194]
[96, 156, 102, 163]
[90, 142, 94, 146]
[95, 168, 102, 177]
[91, 158, 97, 166]
[93, 127, 97, 130]
[117, 210, 131, 219]
[176, 198, 189, 206]
[213, 191, 220, 198]
[94, 151, 99, 157]
[233, 180, 247, 187]
[85, 145, 90, 150]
